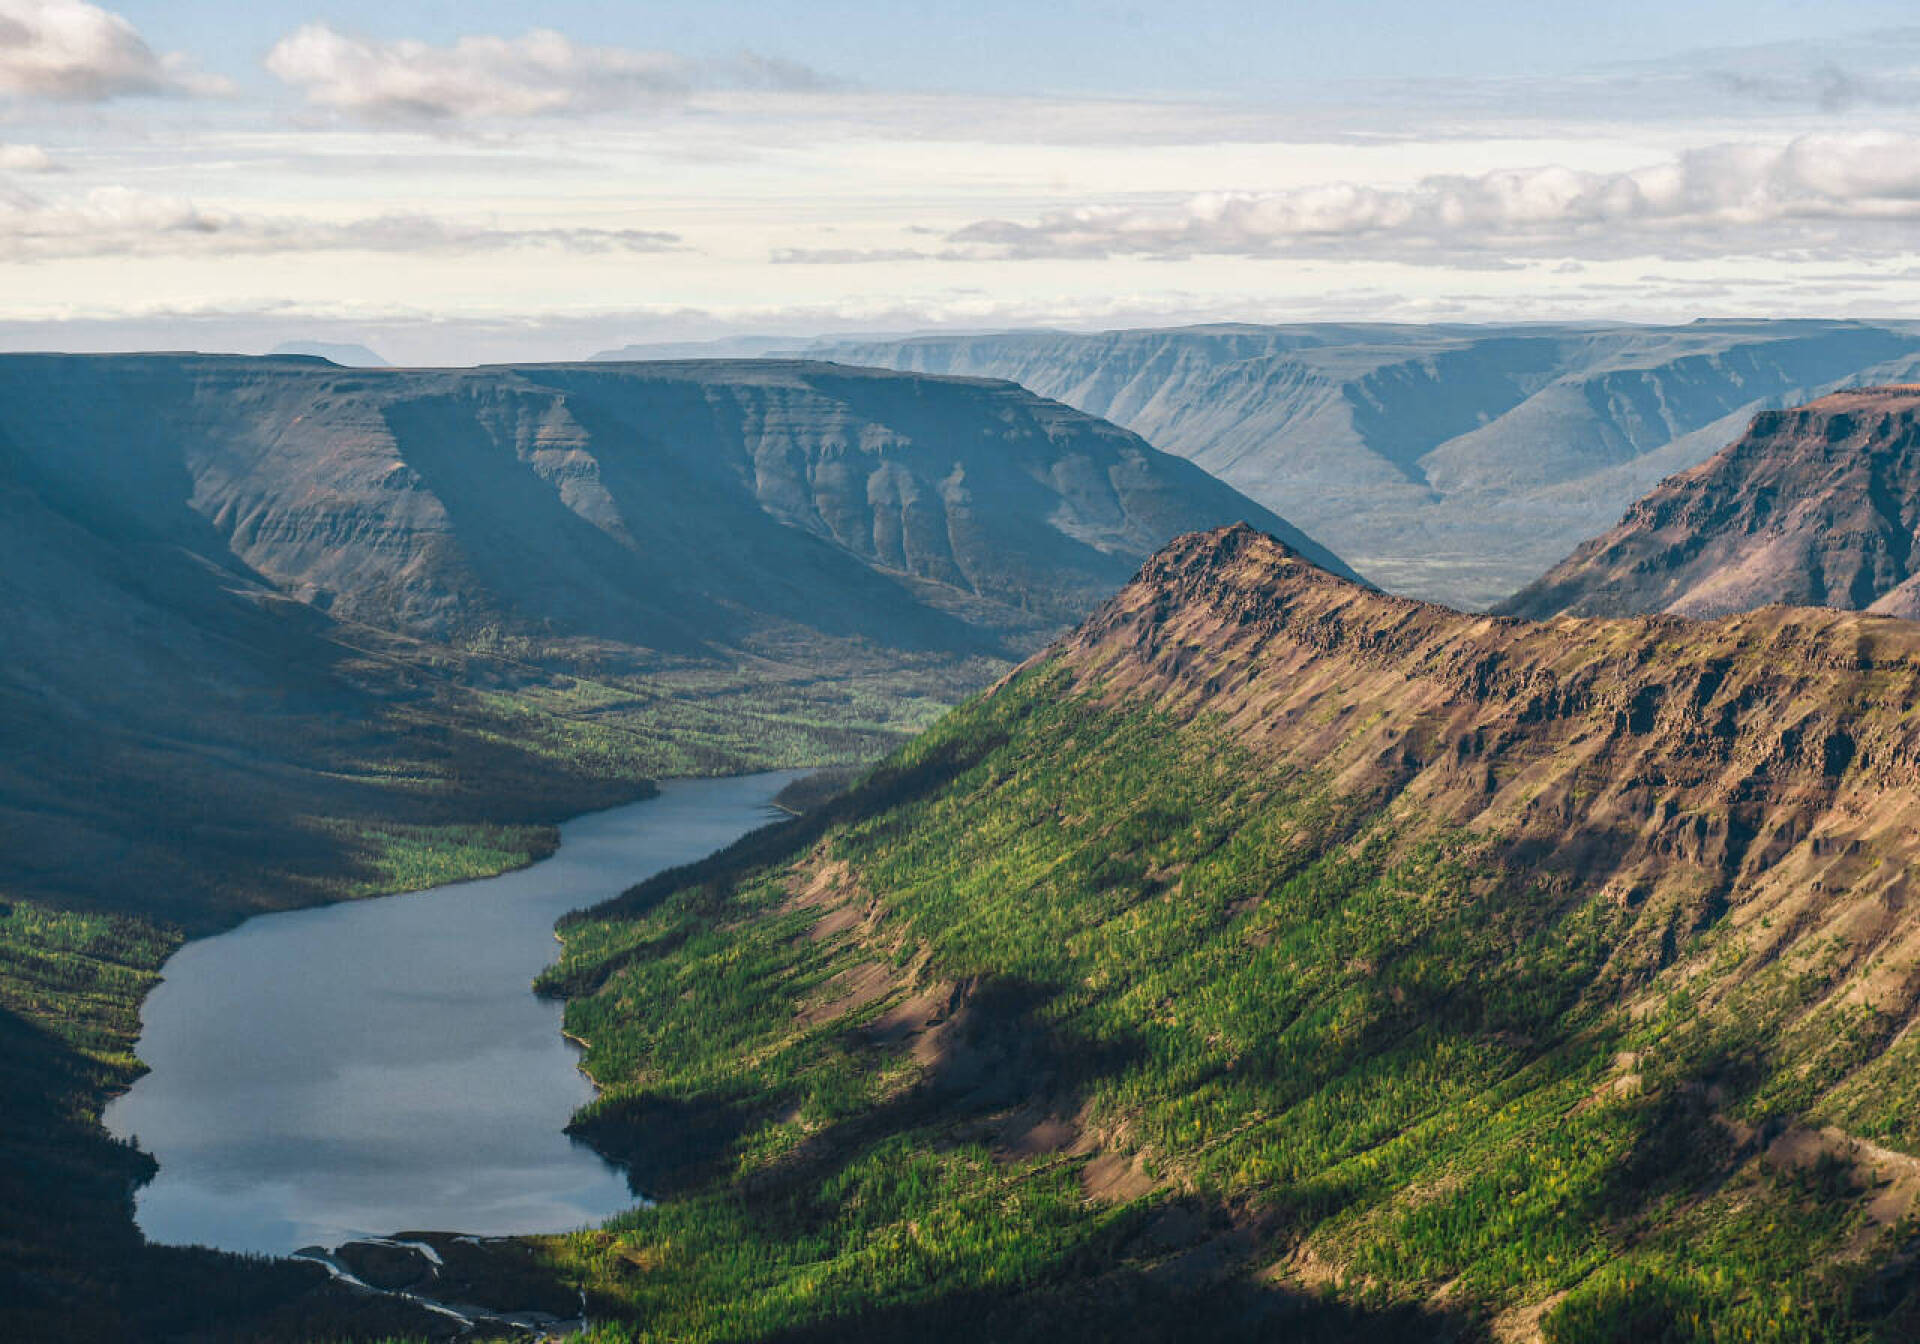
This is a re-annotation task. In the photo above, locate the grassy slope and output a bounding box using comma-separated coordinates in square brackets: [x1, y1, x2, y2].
[536, 529, 1920, 1343]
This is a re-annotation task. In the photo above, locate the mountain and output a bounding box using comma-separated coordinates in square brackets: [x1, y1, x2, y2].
[539, 524, 1920, 1342]
[0, 355, 1348, 668]
[0, 355, 1338, 1339]
[1502, 387, 1920, 621]
[590, 335, 797, 361]
[265, 340, 389, 366]
[0, 407, 666, 928]
[0, 349, 1357, 937]
[800, 319, 1920, 608]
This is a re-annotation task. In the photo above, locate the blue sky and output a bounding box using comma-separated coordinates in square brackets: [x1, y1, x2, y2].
[110, 0, 1920, 93]
[7, 2, 1920, 361]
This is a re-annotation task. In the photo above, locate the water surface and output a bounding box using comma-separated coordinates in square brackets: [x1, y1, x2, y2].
[105, 772, 801, 1255]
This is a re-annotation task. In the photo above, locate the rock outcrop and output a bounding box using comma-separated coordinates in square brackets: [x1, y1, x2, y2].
[1503, 387, 1920, 620]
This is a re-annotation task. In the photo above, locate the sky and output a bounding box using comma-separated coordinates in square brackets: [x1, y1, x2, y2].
[7, 1, 1920, 362]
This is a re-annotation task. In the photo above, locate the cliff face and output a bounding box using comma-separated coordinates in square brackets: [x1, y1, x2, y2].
[800, 320, 1920, 608]
[1503, 387, 1920, 621]
[545, 523, 1920, 1340]
[0, 355, 1345, 660]
[1075, 524, 1920, 934]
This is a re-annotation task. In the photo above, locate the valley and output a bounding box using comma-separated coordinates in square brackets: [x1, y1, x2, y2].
[0, 353, 1307, 1339]
[800, 320, 1920, 609]
[8, 353, 1920, 1342]
[534, 524, 1920, 1342]
[14, 3, 1920, 1340]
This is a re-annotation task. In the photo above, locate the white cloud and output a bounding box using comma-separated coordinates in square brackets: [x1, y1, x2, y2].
[0, 142, 53, 171]
[947, 133, 1920, 264]
[0, 0, 224, 101]
[0, 185, 681, 259]
[265, 23, 830, 125]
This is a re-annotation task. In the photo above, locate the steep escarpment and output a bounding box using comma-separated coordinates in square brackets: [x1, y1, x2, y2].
[0, 354, 1343, 660]
[1504, 387, 1920, 622]
[803, 319, 1920, 607]
[542, 525, 1920, 1342]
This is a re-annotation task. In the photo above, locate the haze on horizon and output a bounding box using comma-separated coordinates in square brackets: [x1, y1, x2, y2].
[6, 0, 1920, 363]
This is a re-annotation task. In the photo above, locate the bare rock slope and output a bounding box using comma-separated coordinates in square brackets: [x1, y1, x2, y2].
[1503, 386, 1920, 620]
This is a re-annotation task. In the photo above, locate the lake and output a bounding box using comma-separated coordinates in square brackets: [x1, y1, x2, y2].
[104, 771, 802, 1256]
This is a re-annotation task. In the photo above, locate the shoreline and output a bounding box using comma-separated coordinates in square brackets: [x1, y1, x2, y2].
[110, 767, 814, 1267]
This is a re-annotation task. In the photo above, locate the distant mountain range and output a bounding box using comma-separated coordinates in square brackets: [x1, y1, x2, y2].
[589, 335, 799, 361]
[1503, 386, 1920, 621]
[0, 354, 1343, 659]
[266, 340, 389, 367]
[800, 319, 1920, 609]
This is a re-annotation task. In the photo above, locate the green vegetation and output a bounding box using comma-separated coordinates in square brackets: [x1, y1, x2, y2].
[0, 643, 997, 1341]
[535, 664, 1920, 1343]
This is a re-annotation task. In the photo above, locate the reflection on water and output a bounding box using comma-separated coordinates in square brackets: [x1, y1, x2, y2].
[105, 772, 801, 1255]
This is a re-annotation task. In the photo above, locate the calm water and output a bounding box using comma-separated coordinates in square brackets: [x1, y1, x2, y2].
[105, 772, 801, 1255]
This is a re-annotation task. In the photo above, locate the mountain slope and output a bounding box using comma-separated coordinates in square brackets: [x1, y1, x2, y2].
[539, 524, 1920, 1342]
[802, 320, 1920, 607]
[0, 354, 1348, 664]
[0, 416, 667, 928]
[1503, 387, 1920, 621]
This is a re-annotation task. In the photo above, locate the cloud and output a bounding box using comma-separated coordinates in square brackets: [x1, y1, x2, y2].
[0, 186, 681, 259]
[947, 133, 1920, 264]
[0, 142, 52, 171]
[770, 247, 940, 265]
[0, 0, 225, 101]
[265, 23, 831, 125]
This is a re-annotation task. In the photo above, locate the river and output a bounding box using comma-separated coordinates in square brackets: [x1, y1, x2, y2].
[104, 771, 802, 1256]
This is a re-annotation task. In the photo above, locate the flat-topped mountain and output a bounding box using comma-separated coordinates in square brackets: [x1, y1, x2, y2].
[802, 319, 1920, 607]
[0, 353, 1340, 919]
[0, 354, 1345, 662]
[266, 340, 389, 366]
[1504, 386, 1920, 620]
[542, 523, 1920, 1340]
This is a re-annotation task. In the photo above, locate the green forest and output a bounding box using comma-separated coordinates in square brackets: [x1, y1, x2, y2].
[528, 661, 1920, 1342]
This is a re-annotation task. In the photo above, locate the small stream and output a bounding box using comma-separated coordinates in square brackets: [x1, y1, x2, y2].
[106, 771, 802, 1257]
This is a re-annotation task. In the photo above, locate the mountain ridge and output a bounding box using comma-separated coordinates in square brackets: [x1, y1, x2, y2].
[538, 521, 1920, 1341]
[1502, 385, 1920, 621]
[800, 319, 1920, 607]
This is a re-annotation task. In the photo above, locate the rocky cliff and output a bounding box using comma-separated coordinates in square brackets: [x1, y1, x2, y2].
[1503, 387, 1920, 620]
[0, 354, 1345, 662]
[799, 320, 1920, 608]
